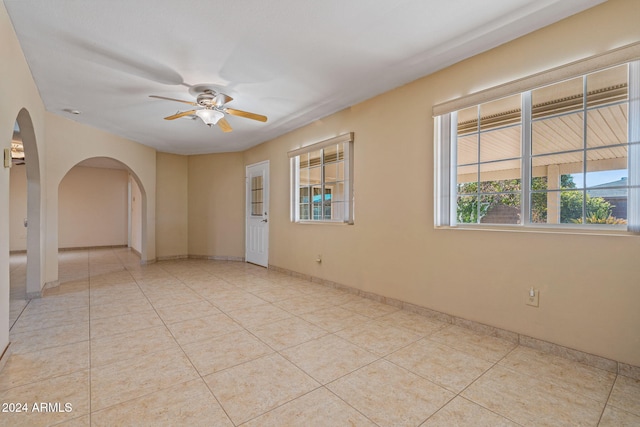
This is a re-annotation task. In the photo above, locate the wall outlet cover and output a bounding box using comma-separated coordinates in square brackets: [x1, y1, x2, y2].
[526, 289, 539, 307]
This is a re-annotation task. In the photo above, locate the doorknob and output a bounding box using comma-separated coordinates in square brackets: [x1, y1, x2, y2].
[261, 218, 268, 223]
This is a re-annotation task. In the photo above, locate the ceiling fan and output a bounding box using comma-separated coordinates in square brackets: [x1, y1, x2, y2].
[149, 85, 267, 133]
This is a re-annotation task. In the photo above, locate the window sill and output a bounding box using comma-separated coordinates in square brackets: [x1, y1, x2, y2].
[435, 224, 637, 237]
[294, 221, 354, 226]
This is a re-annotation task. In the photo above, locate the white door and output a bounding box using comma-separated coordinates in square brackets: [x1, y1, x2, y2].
[245, 161, 269, 267]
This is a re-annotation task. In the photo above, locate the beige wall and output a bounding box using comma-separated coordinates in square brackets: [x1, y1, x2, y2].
[243, 0, 640, 365]
[58, 166, 128, 249]
[0, 1, 47, 356]
[156, 152, 188, 259]
[9, 165, 27, 251]
[188, 152, 245, 258]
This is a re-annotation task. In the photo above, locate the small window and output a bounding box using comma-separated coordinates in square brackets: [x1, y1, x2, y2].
[250, 175, 264, 216]
[289, 133, 354, 223]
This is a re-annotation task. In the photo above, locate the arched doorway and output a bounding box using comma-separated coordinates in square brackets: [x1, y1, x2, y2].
[9, 120, 28, 325]
[42, 113, 157, 286]
[56, 157, 146, 278]
[9, 109, 42, 299]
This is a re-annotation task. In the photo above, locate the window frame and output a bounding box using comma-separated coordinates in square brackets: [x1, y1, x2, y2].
[289, 133, 354, 224]
[434, 44, 640, 233]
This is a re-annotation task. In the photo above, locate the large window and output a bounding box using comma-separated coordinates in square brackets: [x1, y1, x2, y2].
[435, 57, 639, 232]
[289, 133, 354, 223]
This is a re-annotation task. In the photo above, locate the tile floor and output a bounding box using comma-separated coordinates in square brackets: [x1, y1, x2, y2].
[2, 248, 639, 426]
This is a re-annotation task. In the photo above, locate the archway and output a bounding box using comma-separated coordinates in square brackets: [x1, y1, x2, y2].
[9, 121, 27, 305]
[13, 109, 41, 298]
[56, 157, 147, 273]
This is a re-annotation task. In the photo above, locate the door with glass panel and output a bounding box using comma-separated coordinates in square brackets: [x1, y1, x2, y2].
[245, 161, 269, 267]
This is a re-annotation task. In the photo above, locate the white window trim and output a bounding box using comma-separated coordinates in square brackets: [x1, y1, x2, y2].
[289, 132, 354, 224]
[628, 60, 640, 232]
[434, 44, 640, 233]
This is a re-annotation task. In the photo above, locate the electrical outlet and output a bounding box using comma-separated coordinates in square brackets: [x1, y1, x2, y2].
[526, 288, 539, 307]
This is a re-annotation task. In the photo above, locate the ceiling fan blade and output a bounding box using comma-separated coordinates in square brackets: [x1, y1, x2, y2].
[163, 110, 197, 120]
[150, 95, 198, 106]
[215, 93, 233, 107]
[217, 118, 233, 133]
[225, 108, 268, 122]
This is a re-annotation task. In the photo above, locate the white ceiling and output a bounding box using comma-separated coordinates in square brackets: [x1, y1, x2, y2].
[4, 0, 604, 155]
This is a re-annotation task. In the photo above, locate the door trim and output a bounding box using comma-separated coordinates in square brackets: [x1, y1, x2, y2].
[245, 160, 269, 267]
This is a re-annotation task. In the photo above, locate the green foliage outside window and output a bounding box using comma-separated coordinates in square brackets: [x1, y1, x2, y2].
[457, 174, 623, 224]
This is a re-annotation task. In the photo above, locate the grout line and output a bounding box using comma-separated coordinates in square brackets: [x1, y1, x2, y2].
[455, 343, 517, 395]
[596, 374, 618, 426]
[8, 298, 31, 332]
[321, 385, 381, 426]
[418, 343, 524, 426]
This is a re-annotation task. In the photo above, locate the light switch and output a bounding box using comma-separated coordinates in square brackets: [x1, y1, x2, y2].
[3, 148, 11, 168]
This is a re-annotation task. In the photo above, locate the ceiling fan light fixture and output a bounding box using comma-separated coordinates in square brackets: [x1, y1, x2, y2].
[195, 109, 224, 126]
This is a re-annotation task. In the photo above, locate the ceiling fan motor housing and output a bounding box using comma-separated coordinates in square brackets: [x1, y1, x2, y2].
[196, 91, 217, 108]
